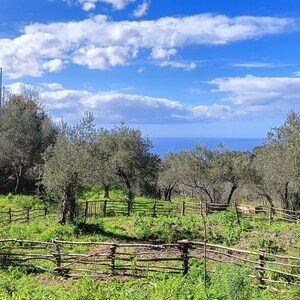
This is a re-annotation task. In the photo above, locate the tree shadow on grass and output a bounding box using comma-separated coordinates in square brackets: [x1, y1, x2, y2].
[73, 221, 140, 242]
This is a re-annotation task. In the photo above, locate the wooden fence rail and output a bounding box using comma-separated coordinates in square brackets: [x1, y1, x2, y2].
[0, 201, 299, 226]
[0, 238, 299, 290]
[79, 200, 300, 223]
[0, 207, 50, 225]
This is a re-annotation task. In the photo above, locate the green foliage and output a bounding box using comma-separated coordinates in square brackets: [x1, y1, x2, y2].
[208, 210, 251, 246]
[0, 90, 56, 194]
[0, 263, 299, 299]
[0, 194, 44, 210]
[0, 202, 299, 299]
[132, 214, 204, 243]
[91, 124, 160, 199]
[252, 110, 300, 210]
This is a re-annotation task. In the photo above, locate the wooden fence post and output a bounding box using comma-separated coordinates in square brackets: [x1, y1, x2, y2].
[109, 244, 117, 275]
[257, 250, 265, 288]
[182, 201, 186, 216]
[52, 240, 63, 275]
[178, 240, 190, 275]
[44, 206, 48, 217]
[26, 208, 30, 222]
[8, 207, 12, 223]
[152, 200, 157, 217]
[84, 201, 89, 218]
[102, 200, 107, 217]
[269, 207, 273, 225]
[235, 202, 240, 225]
[127, 200, 131, 216]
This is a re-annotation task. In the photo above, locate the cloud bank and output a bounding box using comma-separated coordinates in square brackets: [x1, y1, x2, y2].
[7, 82, 241, 124]
[8, 74, 300, 124]
[0, 14, 295, 78]
[209, 75, 300, 112]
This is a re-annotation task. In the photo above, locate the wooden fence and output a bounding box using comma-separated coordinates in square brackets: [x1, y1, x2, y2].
[80, 200, 180, 218]
[0, 207, 50, 226]
[79, 200, 300, 223]
[0, 238, 299, 290]
[0, 201, 299, 226]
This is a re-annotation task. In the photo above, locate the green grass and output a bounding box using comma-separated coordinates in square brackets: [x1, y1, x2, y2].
[0, 194, 45, 211]
[0, 210, 299, 252]
[78, 185, 127, 201]
[0, 190, 299, 299]
[0, 263, 299, 299]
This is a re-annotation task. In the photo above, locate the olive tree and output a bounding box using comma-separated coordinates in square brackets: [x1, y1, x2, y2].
[167, 144, 253, 205]
[89, 129, 116, 198]
[42, 113, 95, 223]
[93, 124, 160, 200]
[211, 148, 254, 205]
[0, 90, 56, 193]
[252, 111, 300, 210]
[158, 152, 182, 201]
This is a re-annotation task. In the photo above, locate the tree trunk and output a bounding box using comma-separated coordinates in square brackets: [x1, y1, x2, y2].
[264, 193, 274, 208]
[163, 187, 169, 201]
[104, 184, 110, 198]
[117, 168, 131, 190]
[14, 173, 20, 194]
[14, 166, 23, 194]
[58, 197, 68, 224]
[226, 184, 237, 205]
[280, 182, 290, 210]
[167, 184, 175, 201]
[59, 173, 78, 224]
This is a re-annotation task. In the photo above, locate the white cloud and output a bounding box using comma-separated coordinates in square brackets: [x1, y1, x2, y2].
[6, 82, 35, 94]
[41, 83, 64, 90]
[72, 45, 132, 69]
[76, 0, 136, 10]
[160, 61, 196, 71]
[293, 71, 300, 77]
[150, 47, 177, 60]
[0, 14, 295, 78]
[37, 87, 241, 124]
[81, 1, 96, 10]
[209, 75, 300, 111]
[231, 62, 292, 68]
[231, 62, 275, 68]
[42, 58, 65, 72]
[132, 0, 150, 18]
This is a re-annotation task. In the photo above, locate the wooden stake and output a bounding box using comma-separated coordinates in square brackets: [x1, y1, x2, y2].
[8, 207, 12, 223]
[235, 202, 240, 225]
[257, 250, 265, 288]
[178, 240, 189, 275]
[103, 200, 107, 217]
[110, 244, 117, 275]
[182, 201, 186, 216]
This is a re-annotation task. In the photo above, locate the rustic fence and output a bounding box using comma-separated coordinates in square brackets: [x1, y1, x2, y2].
[80, 199, 180, 218]
[0, 201, 299, 226]
[0, 207, 50, 226]
[0, 238, 299, 290]
[79, 200, 300, 223]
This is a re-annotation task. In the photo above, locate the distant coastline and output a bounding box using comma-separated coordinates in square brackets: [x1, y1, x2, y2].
[150, 137, 262, 156]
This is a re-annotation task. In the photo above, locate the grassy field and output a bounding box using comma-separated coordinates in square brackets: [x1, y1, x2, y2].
[0, 193, 299, 299]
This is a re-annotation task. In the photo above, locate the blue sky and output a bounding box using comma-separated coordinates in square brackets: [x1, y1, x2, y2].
[1, 0, 300, 137]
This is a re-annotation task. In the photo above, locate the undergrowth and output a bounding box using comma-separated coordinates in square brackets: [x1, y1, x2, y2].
[0, 264, 299, 299]
[0, 191, 299, 299]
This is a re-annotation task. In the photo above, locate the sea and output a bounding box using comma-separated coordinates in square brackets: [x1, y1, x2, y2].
[150, 137, 263, 156]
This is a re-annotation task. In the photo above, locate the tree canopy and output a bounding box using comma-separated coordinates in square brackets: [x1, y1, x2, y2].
[1, 91, 299, 221]
[0, 89, 56, 193]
